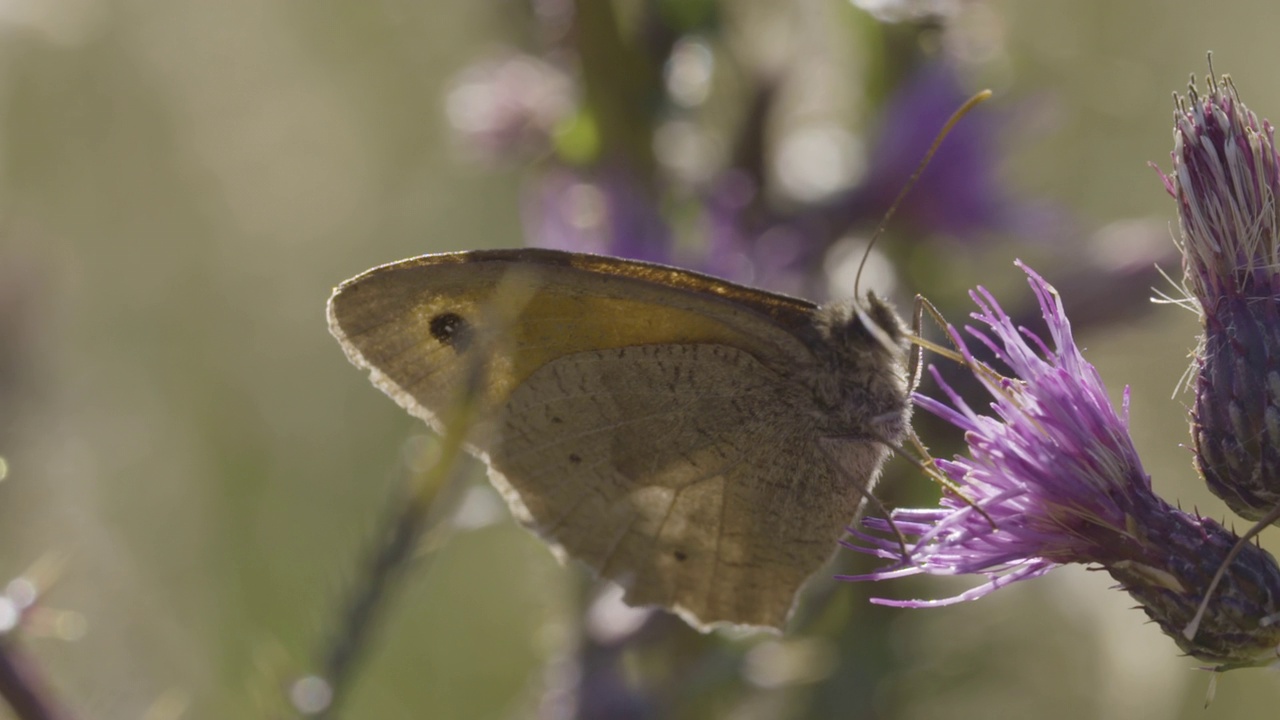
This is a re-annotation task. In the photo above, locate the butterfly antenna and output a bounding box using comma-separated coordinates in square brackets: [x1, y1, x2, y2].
[853, 89, 994, 300]
[1183, 501, 1280, 642]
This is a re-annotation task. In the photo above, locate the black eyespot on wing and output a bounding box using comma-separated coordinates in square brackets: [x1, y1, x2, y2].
[673, 550, 688, 562]
[429, 312, 472, 352]
[569, 453, 582, 464]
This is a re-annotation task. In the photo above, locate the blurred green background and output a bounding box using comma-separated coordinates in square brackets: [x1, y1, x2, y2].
[3, 0, 1280, 718]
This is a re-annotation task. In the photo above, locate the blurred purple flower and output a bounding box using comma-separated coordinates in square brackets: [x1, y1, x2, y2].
[693, 62, 1073, 301]
[843, 263, 1280, 667]
[1157, 74, 1280, 524]
[699, 169, 829, 294]
[835, 62, 1060, 243]
[509, 60, 1072, 301]
[522, 165, 674, 264]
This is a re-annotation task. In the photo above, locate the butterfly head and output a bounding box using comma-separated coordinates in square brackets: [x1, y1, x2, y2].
[805, 293, 911, 444]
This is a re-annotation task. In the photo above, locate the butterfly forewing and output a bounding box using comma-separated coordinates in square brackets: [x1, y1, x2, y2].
[327, 250, 814, 447]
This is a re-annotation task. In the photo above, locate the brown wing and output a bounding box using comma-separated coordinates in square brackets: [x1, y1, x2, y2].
[489, 343, 865, 630]
[327, 249, 856, 630]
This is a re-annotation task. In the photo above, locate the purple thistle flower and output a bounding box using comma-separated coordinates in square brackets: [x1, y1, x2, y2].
[1157, 74, 1280, 524]
[843, 263, 1280, 667]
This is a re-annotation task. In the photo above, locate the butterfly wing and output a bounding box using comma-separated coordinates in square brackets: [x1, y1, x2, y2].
[492, 342, 861, 630]
[328, 249, 851, 629]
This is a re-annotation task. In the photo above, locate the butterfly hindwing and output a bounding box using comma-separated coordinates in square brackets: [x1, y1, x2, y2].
[491, 342, 859, 630]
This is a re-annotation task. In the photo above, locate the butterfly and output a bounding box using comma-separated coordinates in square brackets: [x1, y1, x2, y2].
[327, 248, 911, 630]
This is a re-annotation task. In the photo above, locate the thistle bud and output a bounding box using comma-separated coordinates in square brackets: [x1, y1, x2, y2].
[1161, 74, 1280, 523]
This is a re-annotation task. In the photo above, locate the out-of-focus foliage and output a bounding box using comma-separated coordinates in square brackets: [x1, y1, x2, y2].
[1, 0, 1279, 718]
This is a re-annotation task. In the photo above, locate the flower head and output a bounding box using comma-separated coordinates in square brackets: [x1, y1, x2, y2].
[844, 263, 1280, 667]
[1159, 74, 1280, 523]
